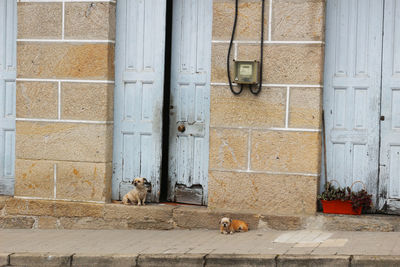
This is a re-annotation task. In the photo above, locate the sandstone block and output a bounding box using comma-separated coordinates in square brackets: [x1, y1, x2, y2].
[18, 43, 114, 80]
[38, 216, 59, 229]
[259, 215, 304, 230]
[16, 82, 58, 119]
[104, 204, 175, 230]
[5, 198, 54, 216]
[351, 256, 400, 267]
[138, 254, 205, 267]
[14, 159, 54, 199]
[72, 254, 137, 267]
[0, 216, 35, 229]
[53, 201, 104, 218]
[61, 82, 114, 121]
[276, 255, 350, 267]
[271, 0, 324, 41]
[209, 128, 249, 170]
[211, 43, 230, 83]
[16, 121, 113, 162]
[210, 86, 286, 128]
[173, 205, 259, 230]
[289, 87, 322, 129]
[56, 162, 112, 202]
[58, 217, 128, 230]
[0, 253, 10, 266]
[208, 171, 317, 215]
[0, 196, 11, 210]
[18, 3, 62, 39]
[65, 2, 116, 40]
[251, 130, 321, 174]
[238, 44, 324, 85]
[10, 253, 72, 267]
[206, 254, 276, 267]
[213, 1, 268, 40]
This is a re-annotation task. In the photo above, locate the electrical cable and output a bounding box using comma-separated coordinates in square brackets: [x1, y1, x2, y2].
[249, 0, 265, 95]
[227, 0, 242, 95]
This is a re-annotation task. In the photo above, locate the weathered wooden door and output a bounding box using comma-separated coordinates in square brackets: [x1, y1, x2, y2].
[378, 0, 400, 213]
[0, 0, 16, 195]
[323, 0, 384, 203]
[112, 0, 167, 201]
[167, 0, 212, 205]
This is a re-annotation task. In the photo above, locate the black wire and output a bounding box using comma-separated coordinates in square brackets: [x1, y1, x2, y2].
[250, 0, 265, 95]
[227, 0, 242, 95]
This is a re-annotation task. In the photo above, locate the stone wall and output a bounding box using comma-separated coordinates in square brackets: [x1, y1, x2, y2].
[15, 1, 115, 202]
[208, 0, 325, 214]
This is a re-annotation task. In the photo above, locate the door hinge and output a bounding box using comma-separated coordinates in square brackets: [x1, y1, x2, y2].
[380, 115, 385, 121]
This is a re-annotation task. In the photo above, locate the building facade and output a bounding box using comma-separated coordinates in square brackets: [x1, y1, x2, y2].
[0, 0, 399, 226]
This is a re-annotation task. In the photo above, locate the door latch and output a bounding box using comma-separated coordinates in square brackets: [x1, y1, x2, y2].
[177, 124, 186, 133]
[380, 116, 385, 121]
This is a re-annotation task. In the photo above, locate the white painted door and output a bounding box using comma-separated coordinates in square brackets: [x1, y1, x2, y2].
[378, 0, 400, 213]
[0, 0, 16, 195]
[112, 0, 167, 201]
[167, 0, 212, 205]
[323, 0, 384, 203]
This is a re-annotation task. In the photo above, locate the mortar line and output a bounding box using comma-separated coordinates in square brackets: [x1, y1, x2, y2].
[211, 40, 324, 44]
[62, 1, 65, 40]
[16, 118, 113, 124]
[268, 0, 273, 41]
[234, 42, 238, 60]
[285, 86, 290, 128]
[247, 128, 252, 171]
[17, 39, 116, 43]
[16, 78, 115, 83]
[209, 168, 320, 177]
[211, 82, 322, 88]
[14, 196, 106, 203]
[20, 0, 116, 2]
[58, 81, 61, 120]
[53, 163, 57, 199]
[210, 125, 321, 132]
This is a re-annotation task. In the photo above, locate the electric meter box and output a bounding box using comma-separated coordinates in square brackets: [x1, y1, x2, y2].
[233, 60, 259, 85]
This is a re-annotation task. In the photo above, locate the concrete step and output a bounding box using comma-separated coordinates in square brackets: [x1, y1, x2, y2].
[2, 253, 400, 267]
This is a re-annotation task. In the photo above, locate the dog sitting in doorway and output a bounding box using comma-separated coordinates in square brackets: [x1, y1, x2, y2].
[122, 177, 149, 206]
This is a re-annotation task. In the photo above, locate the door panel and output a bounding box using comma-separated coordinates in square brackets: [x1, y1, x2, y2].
[112, 0, 166, 201]
[323, 0, 383, 201]
[0, 0, 16, 195]
[168, 0, 212, 205]
[378, 0, 400, 212]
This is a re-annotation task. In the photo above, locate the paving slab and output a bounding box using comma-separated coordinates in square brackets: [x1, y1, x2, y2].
[276, 255, 350, 267]
[72, 254, 138, 267]
[351, 255, 400, 267]
[2, 229, 400, 266]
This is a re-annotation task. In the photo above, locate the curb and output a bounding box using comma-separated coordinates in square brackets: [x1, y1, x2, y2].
[2, 253, 400, 267]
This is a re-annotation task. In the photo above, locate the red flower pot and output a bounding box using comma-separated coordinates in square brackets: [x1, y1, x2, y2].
[321, 200, 362, 215]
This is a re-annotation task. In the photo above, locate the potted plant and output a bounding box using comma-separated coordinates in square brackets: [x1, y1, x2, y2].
[318, 181, 372, 215]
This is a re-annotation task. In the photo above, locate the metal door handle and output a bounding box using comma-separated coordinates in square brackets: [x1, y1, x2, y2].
[177, 124, 186, 132]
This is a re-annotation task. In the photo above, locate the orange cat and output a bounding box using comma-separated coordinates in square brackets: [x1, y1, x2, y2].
[219, 217, 249, 234]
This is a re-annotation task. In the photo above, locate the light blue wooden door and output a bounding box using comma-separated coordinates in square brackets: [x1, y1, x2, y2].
[0, 0, 16, 195]
[112, 0, 167, 201]
[378, 0, 400, 213]
[323, 0, 384, 202]
[168, 0, 212, 205]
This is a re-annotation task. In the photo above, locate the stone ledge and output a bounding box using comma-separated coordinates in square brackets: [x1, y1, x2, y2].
[276, 255, 350, 267]
[10, 252, 73, 267]
[72, 254, 138, 267]
[3, 198, 400, 232]
[5, 253, 400, 267]
[0, 253, 10, 266]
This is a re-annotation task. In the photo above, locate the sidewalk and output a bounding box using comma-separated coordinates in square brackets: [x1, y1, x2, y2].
[2, 229, 400, 266]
